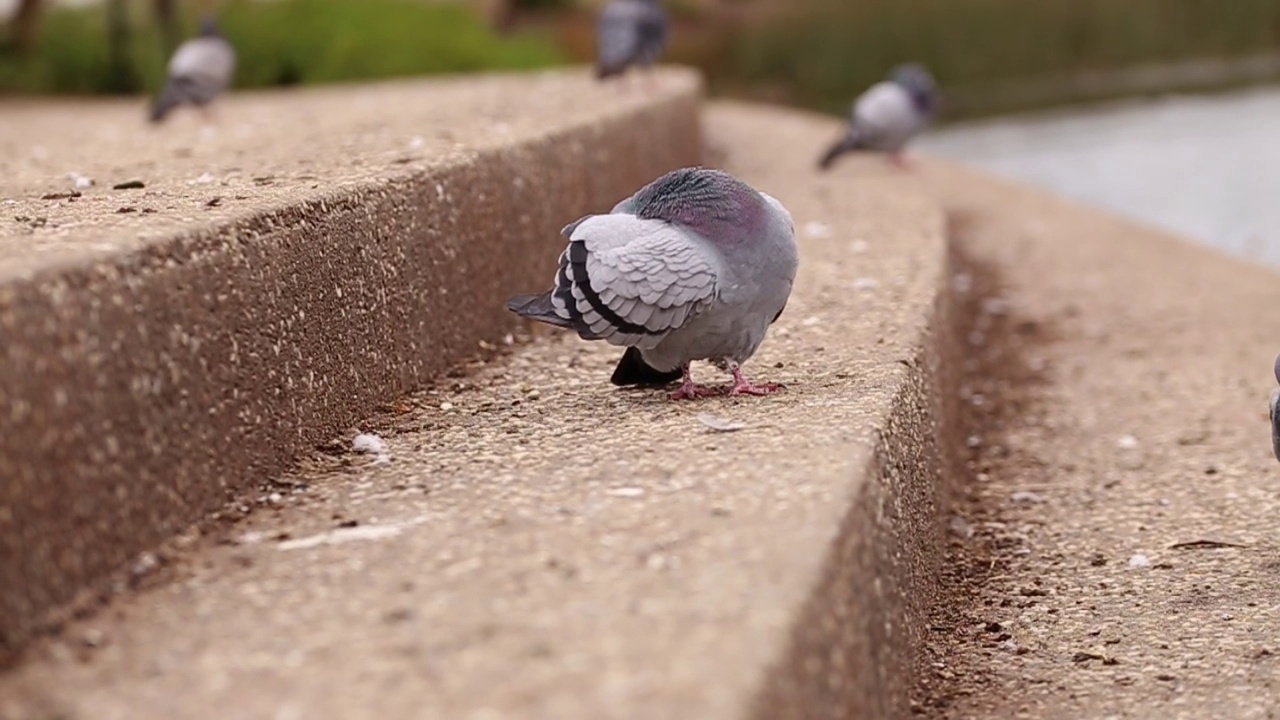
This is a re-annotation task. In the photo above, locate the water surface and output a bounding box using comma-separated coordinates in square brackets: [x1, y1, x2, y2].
[920, 87, 1280, 266]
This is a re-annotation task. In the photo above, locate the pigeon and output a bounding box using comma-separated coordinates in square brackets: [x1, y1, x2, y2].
[818, 63, 937, 170]
[150, 16, 236, 123]
[595, 0, 668, 81]
[507, 167, 798, 400]
[1269, 354, 1280, 461]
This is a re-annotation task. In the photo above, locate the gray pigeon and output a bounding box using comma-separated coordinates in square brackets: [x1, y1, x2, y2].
[819, 63, 937, 170]
[1269, 354, 1280, 461]
[507, 167, 798, 400]
[596, 0, 668, 81]
[150, 16, 236, 123]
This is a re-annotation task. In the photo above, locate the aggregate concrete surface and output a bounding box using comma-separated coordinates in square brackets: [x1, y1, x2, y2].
[0, 102, 952, 718]
[919, 162, 1280, 719]
[0, 68, 701, 659]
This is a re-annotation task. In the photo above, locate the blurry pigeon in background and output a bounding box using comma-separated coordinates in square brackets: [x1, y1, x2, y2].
[595, 0, 668, 82]
[150, 16, 236, 123]
[1269, 354, 1280, 461]
[818, 63, 938, 170]
[507, 167, 798, 400]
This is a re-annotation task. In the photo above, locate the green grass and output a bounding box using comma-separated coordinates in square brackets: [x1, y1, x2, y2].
[0, 0, 565, 96]
[696, 0, 1280, 116]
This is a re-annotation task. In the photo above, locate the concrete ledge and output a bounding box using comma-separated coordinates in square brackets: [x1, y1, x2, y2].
[0, 100, 963, 719]
[708, 105, 963, 720]
[0, 69, 703, 658]
[750, 267, 961, 720]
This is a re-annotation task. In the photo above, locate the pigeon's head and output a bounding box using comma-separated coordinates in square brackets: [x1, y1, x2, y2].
[1273, 353, 1280, 385]
[890, 63, 937, 115]
[623, 167, 777, 246]
[197, 15, 222, 38]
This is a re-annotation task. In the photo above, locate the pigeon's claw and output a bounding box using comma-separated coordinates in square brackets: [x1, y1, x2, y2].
[727, 364, 784, 397]
[669, 365, 721, 400]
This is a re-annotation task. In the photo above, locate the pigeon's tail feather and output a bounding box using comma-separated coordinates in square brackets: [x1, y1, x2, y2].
[610, 346, 681, 387]
[596, 61, 624, 80]
[150, 74, 225, 123]
[150, 81, 185, 123]
[507, 293, 574, 329]
[818, 130, 862, 170]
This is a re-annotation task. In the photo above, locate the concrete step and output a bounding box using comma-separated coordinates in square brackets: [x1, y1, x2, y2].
[0, 68, 702, 660]
[0, 94, 957, 718]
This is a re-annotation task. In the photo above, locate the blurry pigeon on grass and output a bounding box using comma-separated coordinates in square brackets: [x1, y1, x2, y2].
[150, 16, 236, 123]
[819, 63, 937, 170]
[596, 0, 668, 84]
[507, 167, 798, 400]
[1269, 354, 1280, 461]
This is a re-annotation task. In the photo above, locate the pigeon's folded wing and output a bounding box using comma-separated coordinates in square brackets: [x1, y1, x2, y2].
[551, 213, 719, 348]
[853, 81, 917, 148]
[169, 37, 235, 86]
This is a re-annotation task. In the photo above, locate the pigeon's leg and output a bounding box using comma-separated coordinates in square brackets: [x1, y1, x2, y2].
[198, 104, 220, 124]
[727, 362, 784, 397]
[642, 65, 658, 91]
[669, 364, 719, 400]
[888, 152, 911, 169]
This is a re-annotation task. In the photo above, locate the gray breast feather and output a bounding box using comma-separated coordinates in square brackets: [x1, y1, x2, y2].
[550, 213, 719, 349]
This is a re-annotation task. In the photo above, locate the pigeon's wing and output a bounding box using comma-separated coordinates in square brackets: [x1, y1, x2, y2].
[596, 1, 644, 76]
[168, 37, 236, 91]
[151, 37, 235, 121]
[852, 81, 919, 151]
[549, 213, 720, 348]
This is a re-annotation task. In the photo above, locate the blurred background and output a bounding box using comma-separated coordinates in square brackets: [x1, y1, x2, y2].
[5, 0, 1280, 117]
[3, 0, 1278, 261]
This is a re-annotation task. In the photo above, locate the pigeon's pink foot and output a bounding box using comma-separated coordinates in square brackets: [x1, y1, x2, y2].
[668, 365, 720, 400]
[888, 153, 911, 169]
[728, 365, 784, 397]
[729, 379, 782, 396]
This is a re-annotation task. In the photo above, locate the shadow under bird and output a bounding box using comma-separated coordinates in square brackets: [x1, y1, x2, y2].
[507, 167, 798, 400]
[1269, 354, 1280, 461]
[595, 0, 668, 81]
[818, 63, 938, 170]
[150, 16, 237, 123]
